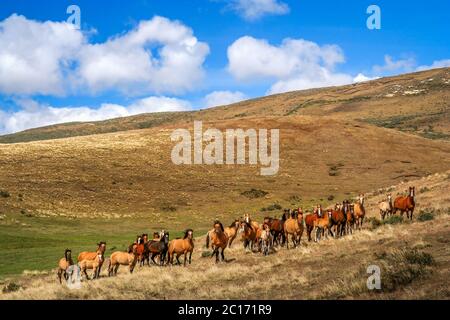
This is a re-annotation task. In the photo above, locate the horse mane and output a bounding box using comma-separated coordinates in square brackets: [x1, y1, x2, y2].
[183, 229, 193, 239]
[228, 221, 237, 228]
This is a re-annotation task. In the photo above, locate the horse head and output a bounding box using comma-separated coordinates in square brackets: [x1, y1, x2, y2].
[184, 229, 194, 240]
[65, 249, 72, 262]
[97, 242, 106, 253]
[162, 232, 170, 245]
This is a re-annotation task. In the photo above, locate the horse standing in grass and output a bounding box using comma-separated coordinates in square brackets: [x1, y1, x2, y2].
[283, 208, 304, 249]
[379, 193, 393, 220]
[263, 213, 286, 247]
[305, 206, 321, 242]
[77, 242, 106, 280]
[147, 231, 170, 266]
[259, 223, 274, 256]
[206, 221, 229, 263]
[224, 219, 241, 248]
[167, 229, 194, 266]
[353, 194, 366, 230]
[314, 209, 333, 242]
[393, 187, 415, 220]
[346, 204, 356, 234]
[57, 249, 74, 284]
[331, 203, 346, 238]
[239, 220, 258, 251]
[108, 243, 138, 276]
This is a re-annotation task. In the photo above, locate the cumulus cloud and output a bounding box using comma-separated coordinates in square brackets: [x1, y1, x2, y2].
[0, 14, 209, 96]
[353, 73, 379, 83]
[372, 55, 416, 74]
[227, 36, 353, 94]
[204, 90, 247, 108]
[416, 59, 450, 72]
[0, 97, 191, 134]
[0, 14, 83, 95]
[228, 0, 290, 21]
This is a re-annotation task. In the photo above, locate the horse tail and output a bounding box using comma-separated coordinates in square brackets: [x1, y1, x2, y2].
[206, 231, 210, 249]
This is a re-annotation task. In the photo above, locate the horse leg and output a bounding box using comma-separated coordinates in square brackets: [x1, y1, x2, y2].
[184, 252, 188, 267]
[176, 254, 182, 265]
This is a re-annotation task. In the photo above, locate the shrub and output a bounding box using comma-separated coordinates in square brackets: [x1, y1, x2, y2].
[383, 215, 404, 225]
[0, 190, 10, 198]
[161, 205, 177, 212]
[2, 282, 21, 293]
[417, 209, 434, 222]
[366, 217, 382, 230]
[327, 195, 335, 201]
[241, 189, 268, 199]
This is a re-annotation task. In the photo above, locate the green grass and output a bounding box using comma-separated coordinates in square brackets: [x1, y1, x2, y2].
[0, 213, 203, 279]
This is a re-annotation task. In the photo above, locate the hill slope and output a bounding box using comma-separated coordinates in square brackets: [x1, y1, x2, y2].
[1, 68, 449, 144]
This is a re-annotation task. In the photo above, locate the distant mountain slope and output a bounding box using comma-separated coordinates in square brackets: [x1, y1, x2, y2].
[1, 68, 449, 144]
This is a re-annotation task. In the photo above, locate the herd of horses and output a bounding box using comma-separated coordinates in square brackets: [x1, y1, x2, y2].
[57, 187, 416, 283]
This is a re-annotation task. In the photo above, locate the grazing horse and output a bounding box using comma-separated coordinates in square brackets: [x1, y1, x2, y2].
[314, 209, 333, 242]
[77, 242, 106, 279]
[146, 231, 170, 266]
[108, 244, 138, 276]
[305, 206, 320, 242]
[239, 220, 258, 251]
[353, 194, 366, 230]
[393, 187, 416, 220]
[57, 249, 74, 284]
[206, 221, 229, 263]
[283, 209, 304, 249]
[224, 219, 241, 248]
[331, 202, 347, 238]
[259, 223, 274, 256]
[379, 193, 393, 220]
[167, 229, 194, 266]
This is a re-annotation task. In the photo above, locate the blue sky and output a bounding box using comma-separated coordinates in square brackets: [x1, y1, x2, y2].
[0, 0, 449, 134]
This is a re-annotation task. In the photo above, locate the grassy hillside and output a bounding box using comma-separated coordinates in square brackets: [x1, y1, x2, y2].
[1, 171, 449, 299]
[1, 68, 449, 144]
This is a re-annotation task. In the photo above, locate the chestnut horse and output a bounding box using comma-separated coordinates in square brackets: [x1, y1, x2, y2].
[239, 220, 259, 251]
[283, 209, 304, 249]
[346, 204, 356, 235]
[263, 212, 287, 246]
[393, 187, 416, 220]
[331, 202, 347, 238]
[206, 221, 229, 263]
[305, 206, 321, 242]
[222, 219, 240, 248]
[314, 209, 333, 242]
[167, 229, 194, 266]
[57, 249, 74, 284]
[77, 242, 106, 279]
[353, 194, 366, 230]
[108, 244, 138, 276]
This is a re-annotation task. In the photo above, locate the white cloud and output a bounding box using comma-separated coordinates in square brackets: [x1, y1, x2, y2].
[372, 55, 416, 74]
[227, 36, 353, 94]
[204, 90, 247, 107]
[0, 15, 209, 96]
[353, 73, 379, 83]
[77, 16, 210, 95]
[416, 59, 450, 72]
[0, 14, 83, 95]
[228, 0, 290, 21]
[0, 97, 191, 134]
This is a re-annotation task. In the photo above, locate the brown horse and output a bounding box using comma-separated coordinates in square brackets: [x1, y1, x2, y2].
[57, 249, 74, 284]
[224, 219, 240, 248]
[283, 209, 304, 249]
[314, 209, 333, 242]
[206, 221, 229, 263]
[167, 229, 194, 266]
[305, 206, 321, 242]
[346, 204, 356, 234]
[77, 242, 106, 279]
[393, 187, 416, 220]
[330, 203, 346, 238]
[263, 212, 287, 246]
[239, 220, 259, 251]
[108, 244, 138, 276]
[353, 194, 366, 230]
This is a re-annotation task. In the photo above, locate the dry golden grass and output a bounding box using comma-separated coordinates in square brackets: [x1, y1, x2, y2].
[1, 172, 449, 300]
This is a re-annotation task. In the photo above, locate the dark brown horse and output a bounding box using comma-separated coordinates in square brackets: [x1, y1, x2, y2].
[263, 212, 287, 246]
[239, 220, 258, 251]
[393, 186, 416, 220]
[305, 206, 320, 242]
[146, 231, 170, 266]
[330, 202, 347, 238]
